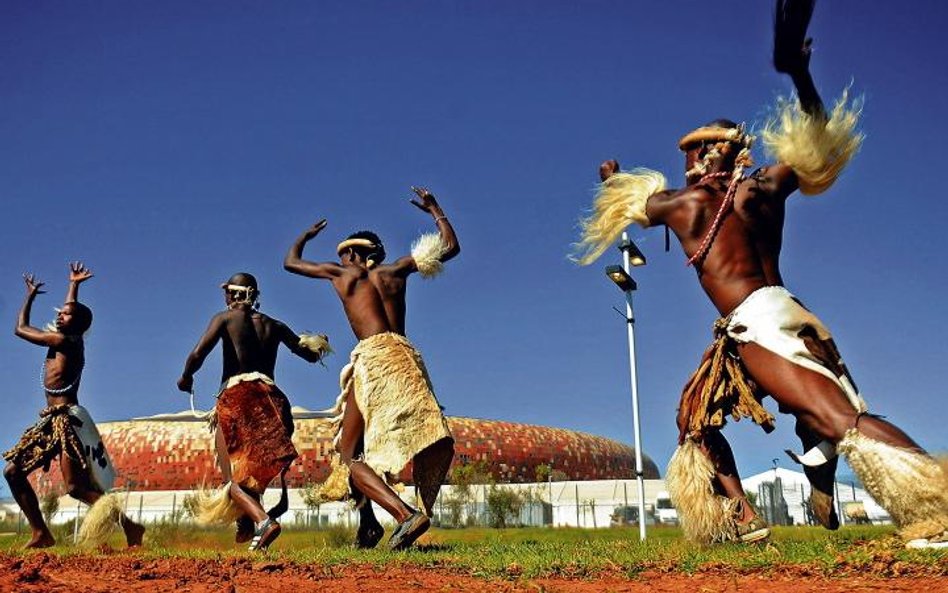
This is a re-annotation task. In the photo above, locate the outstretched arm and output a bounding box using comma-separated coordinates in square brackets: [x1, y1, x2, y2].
[598, 159, 676, 226]
[774, 0, 824, 117]
[276, 322, 330, 364]
[15, 274, 66, 348]
[283, 219, 344, 279]
[65, 261, 93, 304]
[177, 315, 224, 392]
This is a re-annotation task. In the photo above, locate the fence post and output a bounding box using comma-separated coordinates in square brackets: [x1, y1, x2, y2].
[123, 484, 132, 524]
[575, 484, 580, 527]
[836, 481, 847, 526]
[138, 495, 143, 523]
[548, 475, 553, 527]
[73, 500, 81, 542]
[799, 483, 805, 525]
[17, 510, 23, 535]
[172, 493, 177, 525]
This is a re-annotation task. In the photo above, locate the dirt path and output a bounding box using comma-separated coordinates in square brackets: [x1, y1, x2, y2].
[1, 553, 945, 593]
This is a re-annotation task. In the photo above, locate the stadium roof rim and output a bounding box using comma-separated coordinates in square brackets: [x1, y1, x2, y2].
[132, 406, 333, 422]
[126, 409, 643, 448]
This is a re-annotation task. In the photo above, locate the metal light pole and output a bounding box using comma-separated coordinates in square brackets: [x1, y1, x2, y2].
[605, 231, 648, 541]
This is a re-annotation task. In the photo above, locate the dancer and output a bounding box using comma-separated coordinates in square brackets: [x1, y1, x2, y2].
[574, 0, 946, 547]
[177, 272, 330, 551]
[284, 186, 458, 550]
[4, 263, 145, 548]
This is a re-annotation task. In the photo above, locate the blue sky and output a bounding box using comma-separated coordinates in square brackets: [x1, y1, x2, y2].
[2, 1, 946, 490]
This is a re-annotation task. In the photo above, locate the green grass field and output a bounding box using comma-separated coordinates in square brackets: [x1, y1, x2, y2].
[2, 524, 945, 579]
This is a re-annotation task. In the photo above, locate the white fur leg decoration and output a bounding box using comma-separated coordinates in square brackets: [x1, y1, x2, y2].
[411, 233, 450, 278]
[666, 440, 737, 544]
[838, 429, 948, 540]
[77, 493, 123, 547]
[193, 483, 239, 526]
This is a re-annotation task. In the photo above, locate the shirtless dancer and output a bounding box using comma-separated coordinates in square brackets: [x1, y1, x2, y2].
[177, 272, 329, 550]
[284, 186, 458, 550]
[574, 0, 947, 547]
[4, 263, 145, 548]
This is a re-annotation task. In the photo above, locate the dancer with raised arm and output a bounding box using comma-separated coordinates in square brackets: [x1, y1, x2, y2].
[573, 0, 946, 548]
[4, 263, 145, 548]
[284, 186, 458, 550]
[177, 272, 330, 551]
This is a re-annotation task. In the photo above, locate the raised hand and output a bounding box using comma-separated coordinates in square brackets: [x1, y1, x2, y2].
[303, 219, 328, 240]
[23, 273, 46, 296]
[69, 261, 94, 284]
[773, 0, 816, 75]
[599, 159, 620, 182]
[409, 186, 440, 214]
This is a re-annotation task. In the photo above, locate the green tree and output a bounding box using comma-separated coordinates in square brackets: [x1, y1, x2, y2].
[486, 485, 524, 528]
[40, 490, 60, 524]
[299, 482, 322, 528]
[181, 493, 199, 518]
[442, 460, 491, 528]
[534, 463, 552, 483]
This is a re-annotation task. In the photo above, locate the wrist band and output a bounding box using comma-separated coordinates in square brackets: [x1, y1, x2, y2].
[434, 215, 448, 223]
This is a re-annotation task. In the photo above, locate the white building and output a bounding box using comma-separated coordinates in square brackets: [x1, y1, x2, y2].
[741, 467, 889, 526]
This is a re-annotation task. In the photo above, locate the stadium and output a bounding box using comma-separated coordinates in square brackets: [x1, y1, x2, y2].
[23, 409, 666, 528]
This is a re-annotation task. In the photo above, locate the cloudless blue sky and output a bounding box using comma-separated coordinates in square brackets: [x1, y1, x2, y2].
[2, 1, 946, 489]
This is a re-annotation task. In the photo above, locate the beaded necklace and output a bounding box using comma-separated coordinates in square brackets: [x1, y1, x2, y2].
[686, 171, 744, 267]
[41, 361, 84, 395]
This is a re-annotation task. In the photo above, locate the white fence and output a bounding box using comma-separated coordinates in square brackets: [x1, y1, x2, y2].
[9, 472, 890, 531]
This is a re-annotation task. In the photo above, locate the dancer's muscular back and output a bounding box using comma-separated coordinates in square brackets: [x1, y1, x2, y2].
[284, 187, 460, 341]
[178, 294, 323, 392]
[214, 309, 287, 381]
[330, 263, 410, 339]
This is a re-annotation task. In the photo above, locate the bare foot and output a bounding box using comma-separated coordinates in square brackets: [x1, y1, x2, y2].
[123, 520, 146, 548]
[24, 531, 55, 549]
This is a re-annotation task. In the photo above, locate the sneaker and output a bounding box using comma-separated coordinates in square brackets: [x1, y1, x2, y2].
[906, 532, 948, 550]
[248, 518, 281, 551]
[736, 516, 770, 543]
[388, 511, 430, 551]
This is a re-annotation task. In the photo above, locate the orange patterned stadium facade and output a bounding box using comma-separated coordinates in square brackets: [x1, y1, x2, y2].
[40, 410, 659, 491]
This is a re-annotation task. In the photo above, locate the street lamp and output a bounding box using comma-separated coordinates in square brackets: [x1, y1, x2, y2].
[604, 231, 648, 541]
[605, 265, 636, 292]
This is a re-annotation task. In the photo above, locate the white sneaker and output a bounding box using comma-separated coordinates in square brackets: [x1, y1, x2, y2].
[905, 538, 948, 550]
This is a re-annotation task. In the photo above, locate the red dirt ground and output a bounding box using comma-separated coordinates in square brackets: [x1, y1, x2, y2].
[1, 554, 945, 593]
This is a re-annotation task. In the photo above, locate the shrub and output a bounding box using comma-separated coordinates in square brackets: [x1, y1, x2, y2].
[486, 485, 524, 529]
